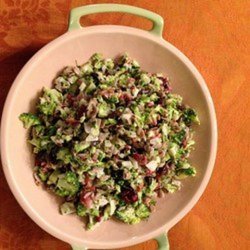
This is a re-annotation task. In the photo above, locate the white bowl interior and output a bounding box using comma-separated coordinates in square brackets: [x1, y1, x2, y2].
[1, 26, 216, 248]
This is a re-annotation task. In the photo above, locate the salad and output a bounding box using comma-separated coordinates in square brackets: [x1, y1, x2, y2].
[19, 53, 199, 230]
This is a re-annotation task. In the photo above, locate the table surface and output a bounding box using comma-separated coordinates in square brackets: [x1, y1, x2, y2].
[0, 0, 249, 249]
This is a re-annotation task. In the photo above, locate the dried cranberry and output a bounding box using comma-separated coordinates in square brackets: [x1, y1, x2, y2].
[96, 215, 102, 222]
[133, 153, 148, 166]
[76, 105, 86, 119]
[158, 77, 172, 92]
[35, 157, 42, 166]
[121, 186, 138, 203]
[144, 176, 153, 185]
[156, 163, 171, 177]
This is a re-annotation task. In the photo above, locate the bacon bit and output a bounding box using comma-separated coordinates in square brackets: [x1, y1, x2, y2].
[133, 153, 148, 166]
[92, 152, 98, 162]
[80, 191, 93, 208]
[119, 92, 132, 103]
[40, 161, 47, 167]
[128, 78, 135, 84]
[65, 117, 79, 126]
[80, 175, 96, 208]
[182, 138, 187, 148]
[136, 183, 144, 192]
[66, 93, 75, 106]
[137, 128, 146, 139]
[157, 189, 165, 198]
[150, 133, 161, 140]
[147, 101, 154, 107]
[84, 174, 92, 188]
[158, 150, 165, 157]
[100, 88, 114, 99]
[143, 197, 151, 206]
[39, 161, 51, 173]
[146, 169, 154, 176]
[78, 154, 87, 161]
[152, 119, 158, 126]
[125, 144, 131, 150]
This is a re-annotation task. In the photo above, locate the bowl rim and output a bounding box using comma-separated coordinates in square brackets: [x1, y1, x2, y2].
[0, 25, 218, 249]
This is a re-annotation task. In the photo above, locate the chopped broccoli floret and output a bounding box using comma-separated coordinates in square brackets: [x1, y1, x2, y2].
[176, 167, 197, 179]
[135, 204, 150, 219]
[74, 142, 90, 153]
[85, 81, 96, 94]
[115, 206, 141, 224]
[38, 88, 62, 115]
[37, 168, 48, 182]
[29, 137, 51, 153]
[19, 113, 41, 129]
[183, 108, 200, 126]
[55, 171, 80, 197]
[98, 102, 111, 118]
[56, 148, 73, 164]
[168, 143, 179, 158]
[77, 203, 88, 217]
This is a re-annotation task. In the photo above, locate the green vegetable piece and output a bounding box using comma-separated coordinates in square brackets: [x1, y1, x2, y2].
[115, 206, 141, 224]
[140, 73, 151, 85]
[38, 88, 62, 115]
[90, 208, 100, 217]
[164, 183, 179, 193]
[98, 102, 111, 118]
[87, 215, 98, 230]
[44, 88, 63, 103]
[176, 167, 197, 179]
[135, 204, 150, 219]
[29, 137, 51, 153]
[19, 113, 41, 129]
[38, 102, 57, 115]
[47, 169, 61, 185]
[183, 108, 200, 126]
[172, 130, 186, 144]
[74, 142, 90, 153]
[37, 168, 48, 182]
[85, 81, 97, 95]
[107, 95, 119, 103]
[32, 125, 45, 137]
[60, 202, 76, 215]
[105, 118, 117, 126]
[55, 171, 80, 197]
[56, 148, 73, 164]
[77, 204, 87, 217]
[168, 143, 179, 158]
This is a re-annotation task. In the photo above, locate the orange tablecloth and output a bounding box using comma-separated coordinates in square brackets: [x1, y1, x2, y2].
[0, 1, 249, 249]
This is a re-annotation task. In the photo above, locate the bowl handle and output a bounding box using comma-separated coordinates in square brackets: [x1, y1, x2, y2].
[70, 233, 169, 250]
[155, 233, 170, 250]
[68, 4, 164, 37]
